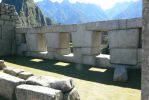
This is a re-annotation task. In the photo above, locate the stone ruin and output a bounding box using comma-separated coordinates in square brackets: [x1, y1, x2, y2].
[0, 61, 80, 100]
[0, 2, 146, 100]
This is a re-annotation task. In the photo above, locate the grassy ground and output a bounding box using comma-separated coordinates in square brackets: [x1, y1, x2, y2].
[0, 56, 141, 100]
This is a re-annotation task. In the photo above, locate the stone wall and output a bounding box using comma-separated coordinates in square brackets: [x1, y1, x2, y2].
[142, 0, 149, 99]
[16, 18, 142, 69]
[0, 3, 20, 56]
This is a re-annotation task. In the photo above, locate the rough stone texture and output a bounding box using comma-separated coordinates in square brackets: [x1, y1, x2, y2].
[18, 72, 33, 80]
[0, 3, 19, 56]
[142, 0, 149, 99]
[0, 60, 6, 70]
[63, 88, 80, 100]
[15, 18, 142, 68]
[109, 29, 139, 48]
[16, 84, 63, 100]
[110, 49, 137, 65]
[3, 67, 24, 77]
[113, 66, 128, 82]
[26, 33, 47, 52]
[26, 75, 58, 87]
[0, 73, 25, 100]
[96, 54, 110, 68]
[86, 18, 142, 31]
[50, 78, 74, 93]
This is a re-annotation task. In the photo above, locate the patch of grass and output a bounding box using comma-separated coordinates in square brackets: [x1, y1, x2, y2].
[0, 56, 141, 100]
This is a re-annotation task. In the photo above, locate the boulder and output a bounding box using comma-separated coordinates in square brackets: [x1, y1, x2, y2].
[18, 71, 33, 80]
[26, 75, 58, 87]
[16, 84, 63, 100]
[50, 78, 74, 93]
[63, 88, 80, 100]
[113, 66, 128, 82]
[3, 67, 24, 76]
[0, 60, 6, 70]
[0, 73, 25, 100]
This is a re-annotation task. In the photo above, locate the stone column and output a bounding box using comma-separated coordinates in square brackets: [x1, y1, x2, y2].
[45, 32, 71, 59]
[142, 0, 149, 99]
[71, 24, 101, 65]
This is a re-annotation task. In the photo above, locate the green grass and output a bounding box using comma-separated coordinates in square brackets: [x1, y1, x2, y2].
[0, 56, 141, 100]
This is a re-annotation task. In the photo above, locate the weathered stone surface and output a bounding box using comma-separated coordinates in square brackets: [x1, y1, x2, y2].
[0, 73, 25, 100]
[26, 75, 58, 87]
[113, 66, 128, 82]
[63, 88, 80, 100]
[3, 67, 24, 76]
[142, 1, 149, 100]
[109, 29, 139, 48]
[82, 55, 95, 65]
[18, 71, 33, 80]
[0, 60, 6, 70]
[26, 33, 47, 52]
[96, 54, 110, 68]
[50, 78, 74, 93]
[16, 84, 63, 100]
[110, 49, 137, 65]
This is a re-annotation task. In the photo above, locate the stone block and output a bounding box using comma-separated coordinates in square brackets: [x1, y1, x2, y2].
[63, 88, 80, 100]
[82, 55, 95, 65]
[3, 67, 24, 77]
[138, 49, 142, 63]
[50, 78, 74, 93]
[26, 33, 47, 52]
[26, 75, 58, 87]
[109, 29, 139, 48]
[54, 53, 74, 62]
[81, 47, 100, 55]
[16, 84, 63, 100]
[113, 66, 128, 82]
[45, 33, 60, 48]
[18, 72, 33, 80]
[0, 60, 6, 70]
[73, 48, 82, 63]
[0, 73, 25, 100]
[95, 54, 110, 68]
[110, 49, 137, 65]
[59, 32, 70, 48]
[127, 18, 142, 28]
[0, 40, 12, 56]
[56, 48, 71, 55]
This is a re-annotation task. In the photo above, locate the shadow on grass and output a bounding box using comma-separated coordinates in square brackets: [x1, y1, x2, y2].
[0, 56, 141, 90]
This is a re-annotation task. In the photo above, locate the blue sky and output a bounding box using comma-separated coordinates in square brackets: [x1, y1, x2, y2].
[34, 0, 139, 10]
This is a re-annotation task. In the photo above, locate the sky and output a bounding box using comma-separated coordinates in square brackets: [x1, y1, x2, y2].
[34, 0, 139, 10]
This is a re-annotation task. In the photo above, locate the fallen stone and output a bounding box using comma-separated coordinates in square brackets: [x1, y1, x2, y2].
[26, 75, 58, 87]
[18, 71, 33, 80]
[50, 78, 74, 93]
[3, 67, 24, 76]
[113, 66, 128, 82]
[16, 84, 63, 100]
[0, 73, 25, 100]
[63, 88, 80, 100]
[0, 60, 6, 70]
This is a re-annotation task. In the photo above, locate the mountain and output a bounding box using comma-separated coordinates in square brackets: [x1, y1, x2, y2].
[115, 0, 142, 19]
[2, 0, 53, 27]
[37, 0, 107, 24]
[105, 0, 142, 20]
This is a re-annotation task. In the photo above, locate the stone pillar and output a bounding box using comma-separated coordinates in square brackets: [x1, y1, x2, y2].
[45, 32, 71, 59]
[109, 29, 139, 66]
[142, 0, 149, 99]
[71, 24, 101, 65]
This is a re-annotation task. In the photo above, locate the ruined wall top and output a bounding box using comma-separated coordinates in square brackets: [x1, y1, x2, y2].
[0, 3, 19, 22]
[16, 18, 142, 34]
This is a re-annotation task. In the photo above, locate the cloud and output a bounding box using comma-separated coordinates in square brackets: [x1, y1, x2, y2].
[34, 0, 139, 10]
